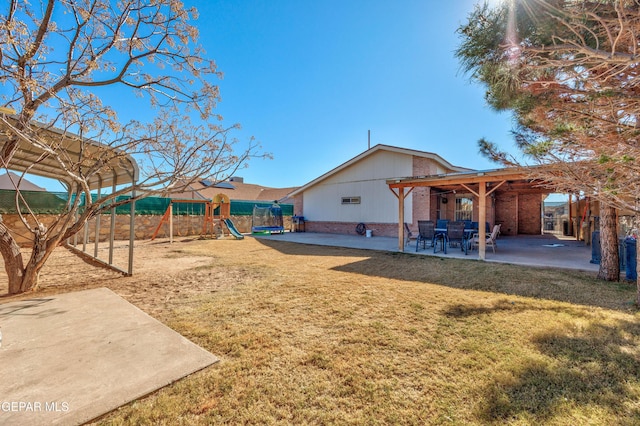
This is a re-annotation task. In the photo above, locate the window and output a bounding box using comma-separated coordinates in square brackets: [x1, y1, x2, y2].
[341, 196, 361, 205]
[455, 196, 473, 221]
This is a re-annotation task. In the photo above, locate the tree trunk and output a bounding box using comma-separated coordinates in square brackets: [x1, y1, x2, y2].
[0, 217, 58, 295]
[597, 205, 619, 281]
[0, 216, 25, 294]
[18, 224, 54, 293]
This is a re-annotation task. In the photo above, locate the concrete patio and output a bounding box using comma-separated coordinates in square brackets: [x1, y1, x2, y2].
[254, 232, 601, 274]
[0, 288, 219, 426]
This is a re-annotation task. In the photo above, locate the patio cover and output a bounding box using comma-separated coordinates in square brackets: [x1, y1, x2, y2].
[387, 167, 552, 260]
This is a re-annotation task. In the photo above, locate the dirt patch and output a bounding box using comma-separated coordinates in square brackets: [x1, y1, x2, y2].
[0, 237, 252, 318]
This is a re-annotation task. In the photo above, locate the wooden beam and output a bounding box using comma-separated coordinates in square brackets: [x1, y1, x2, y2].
[479, 182, 487, 260]
[486, 180, 506, 196]
[398, 187, 405, 252]
[461, 183, 479, 197]
[388, 186, 414, 199]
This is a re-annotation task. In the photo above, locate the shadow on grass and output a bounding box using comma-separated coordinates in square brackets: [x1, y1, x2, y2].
[478, 316, 640, 423]
[256, 239, 637, 311]
[443, 299, 594, 319]
[254, 238, 375, 257]
[443, 301, 640, 422]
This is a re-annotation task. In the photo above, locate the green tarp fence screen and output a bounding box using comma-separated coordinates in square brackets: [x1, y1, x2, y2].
[0, 190, 293, 216]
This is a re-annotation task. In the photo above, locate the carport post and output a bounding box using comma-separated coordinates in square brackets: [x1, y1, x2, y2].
[109, 179, 116, 265]
[478, 182, 487, 260]
[94, 181, 101, 258]
[128, 188, 136, 276]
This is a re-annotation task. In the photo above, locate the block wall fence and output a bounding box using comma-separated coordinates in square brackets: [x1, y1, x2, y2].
[2, 214, 293, 247]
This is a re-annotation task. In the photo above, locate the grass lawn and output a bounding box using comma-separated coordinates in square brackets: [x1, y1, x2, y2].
[82, 237, 640, 425]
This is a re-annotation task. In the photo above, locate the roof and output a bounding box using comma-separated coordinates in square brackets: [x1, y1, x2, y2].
[0, 114, 139, 190]
[289, 144, 471, 197]
[0, 172, 46, 191]
[170, 179, 297, 203]
[386, 165, 553, 193]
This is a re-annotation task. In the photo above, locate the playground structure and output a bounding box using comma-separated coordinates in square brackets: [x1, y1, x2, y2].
[251, 203, 285, 234]
[151, 194, 243, 241]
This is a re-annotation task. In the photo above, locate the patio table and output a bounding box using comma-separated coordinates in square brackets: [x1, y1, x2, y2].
[435, 227, 475, 255]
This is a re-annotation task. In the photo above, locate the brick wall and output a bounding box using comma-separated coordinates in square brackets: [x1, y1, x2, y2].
[494, 192, 542, 235]
[305, 220, 399, 237]
[495, 193, 517, 236]
[411, 158, 434, 226]
[2, 214, 293, 246]
[293, 195, 304, 217]
[518, 194, 543, 234]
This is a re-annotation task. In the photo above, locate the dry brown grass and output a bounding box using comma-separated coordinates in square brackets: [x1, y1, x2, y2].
[3, 236, 639, 424]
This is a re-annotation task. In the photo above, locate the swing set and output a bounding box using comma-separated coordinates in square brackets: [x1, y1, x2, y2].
[151, 193, 233, 242]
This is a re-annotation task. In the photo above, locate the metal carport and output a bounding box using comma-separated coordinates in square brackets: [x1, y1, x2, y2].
[0, 112, 139, 275]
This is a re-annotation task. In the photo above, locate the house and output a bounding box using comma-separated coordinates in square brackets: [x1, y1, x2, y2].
[0, 172, 46, 191]
[168, 176, 297, 204]
[289, 144, 474, 236]
[290, 144, 550, 241]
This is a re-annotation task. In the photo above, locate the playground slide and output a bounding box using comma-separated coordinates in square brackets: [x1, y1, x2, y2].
[223, 218, 244, 239]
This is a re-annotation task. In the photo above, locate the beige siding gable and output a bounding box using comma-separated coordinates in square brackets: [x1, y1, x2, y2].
[303, 151, 413, 223]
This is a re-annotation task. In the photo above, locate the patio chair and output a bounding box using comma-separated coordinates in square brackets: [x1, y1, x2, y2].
[436, 219, 449, 230]
[447, 221, 468, 255]
[470, 224, 501, 253]
[416, 220, 436, 252]
[404, 223, 415, 246]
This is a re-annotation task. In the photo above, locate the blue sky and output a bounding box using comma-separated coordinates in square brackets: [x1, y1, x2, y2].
[24, 0, 521, 191]
[180, 0, 516, 188]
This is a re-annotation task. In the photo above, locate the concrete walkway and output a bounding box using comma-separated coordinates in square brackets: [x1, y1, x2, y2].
[0, 288, 218, 426]
[254, 232, 601, 273]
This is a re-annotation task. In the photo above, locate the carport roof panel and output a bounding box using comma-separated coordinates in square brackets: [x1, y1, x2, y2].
[0, 115, 139, 190]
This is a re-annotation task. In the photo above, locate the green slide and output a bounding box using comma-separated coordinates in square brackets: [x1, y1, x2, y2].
[223, 218, 244, 239]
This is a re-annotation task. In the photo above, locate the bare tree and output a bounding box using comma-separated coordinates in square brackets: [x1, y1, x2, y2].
[0, 0, 267, 294]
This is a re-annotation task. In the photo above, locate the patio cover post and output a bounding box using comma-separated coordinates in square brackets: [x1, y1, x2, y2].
[478, 182, 487, 260]
[389, 186, 414, 252]
[398, 187, 405, 252]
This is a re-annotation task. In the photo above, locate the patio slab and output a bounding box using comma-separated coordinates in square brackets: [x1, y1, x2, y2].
[0, 287, 218, 426]
[253, 232, 600, 273]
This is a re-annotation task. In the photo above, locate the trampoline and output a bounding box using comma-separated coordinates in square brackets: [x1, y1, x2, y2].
[251, 203, 284, 234]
